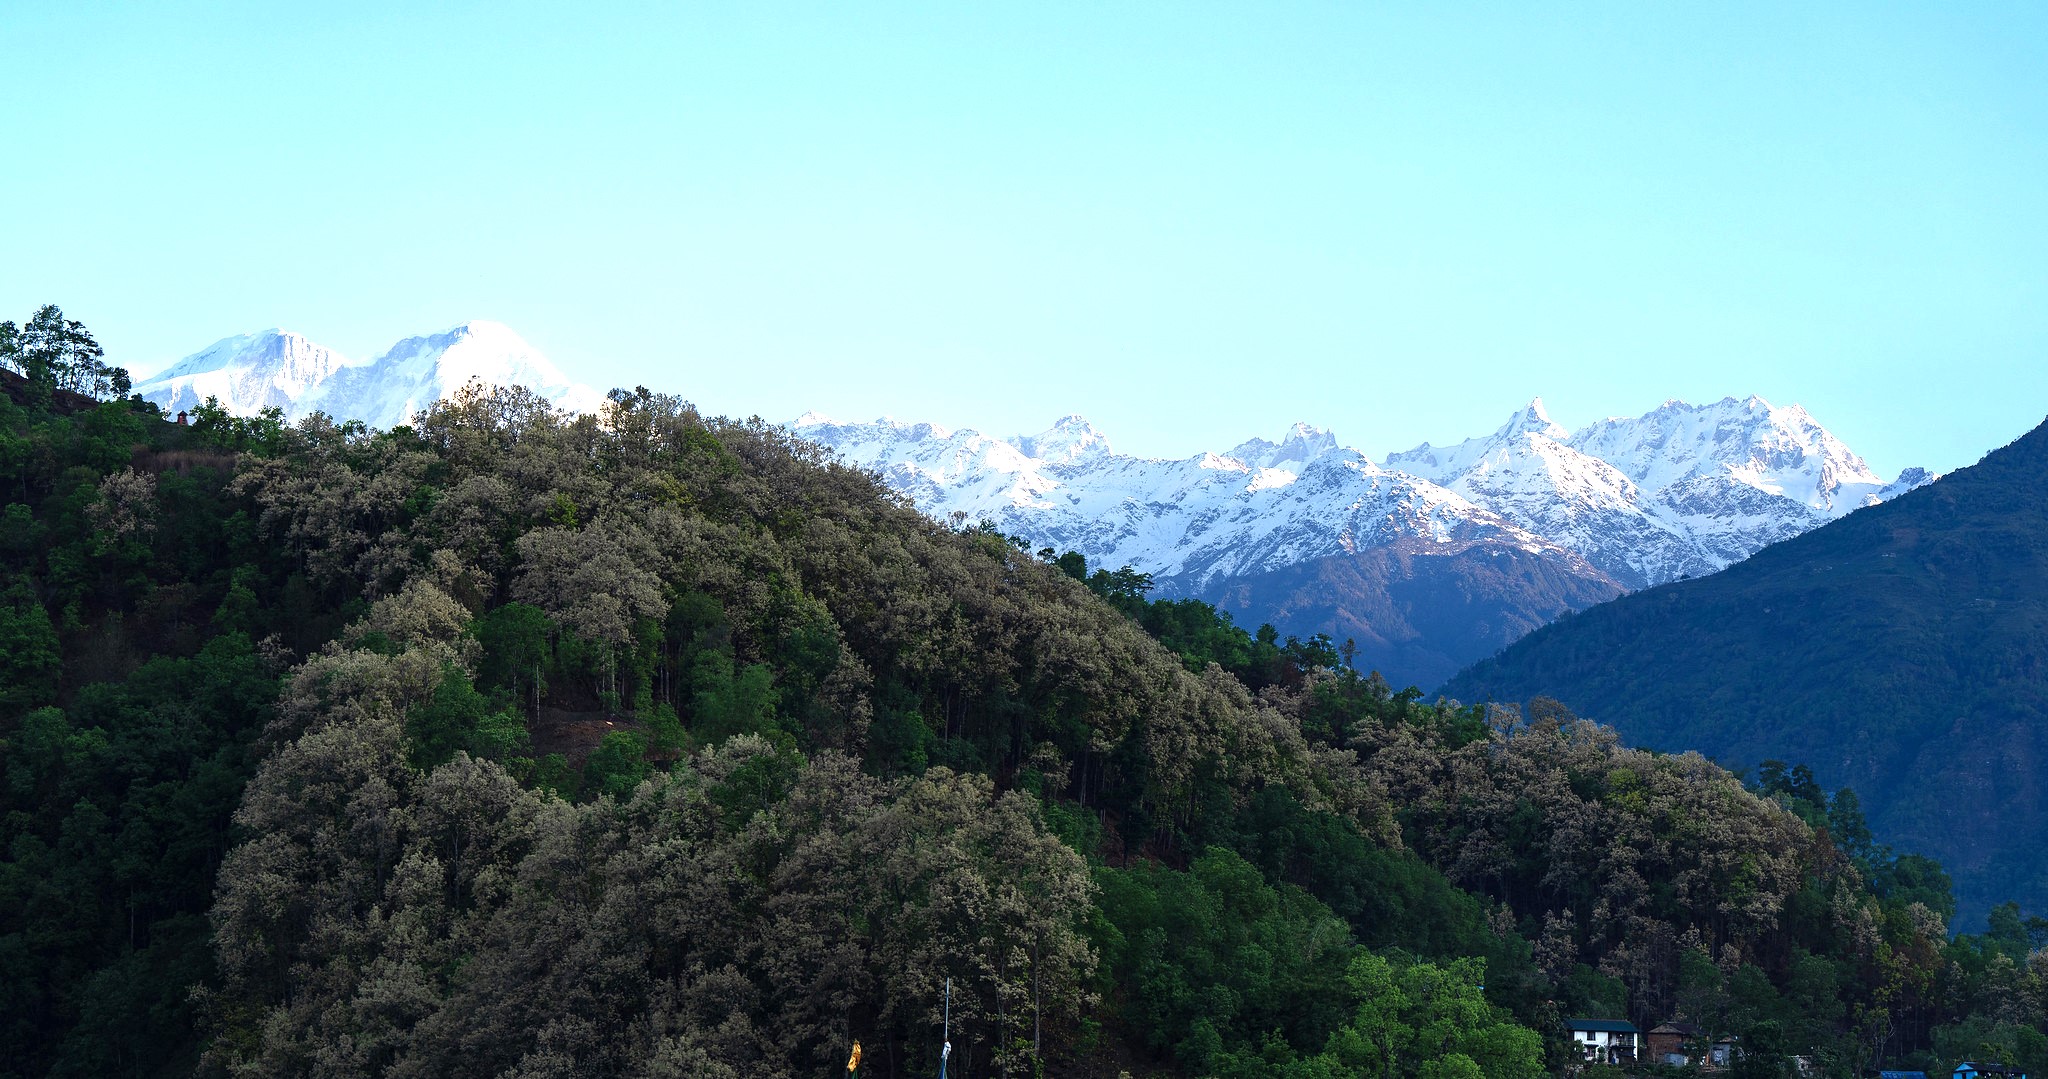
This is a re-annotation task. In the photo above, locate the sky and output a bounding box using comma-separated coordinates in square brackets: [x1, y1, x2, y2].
[3, 2, 2045, 477]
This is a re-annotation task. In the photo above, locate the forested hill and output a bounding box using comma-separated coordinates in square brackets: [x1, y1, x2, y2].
[1446, 415, 2048, 926]
[3, 307, 2045, 1079]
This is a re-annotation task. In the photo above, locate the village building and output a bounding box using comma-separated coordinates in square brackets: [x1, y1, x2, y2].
[1645, 1022, 1745, 1068]
[1564, 1018, 1640, 1066]
[1647, 1021, 1703, 1065]
[1953, 1063, 2028, 1079]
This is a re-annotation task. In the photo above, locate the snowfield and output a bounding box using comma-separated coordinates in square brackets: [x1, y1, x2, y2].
[797, 396, 1931, 593]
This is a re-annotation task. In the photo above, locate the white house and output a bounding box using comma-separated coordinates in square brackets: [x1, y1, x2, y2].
[1564, 1018, 1640, 1065]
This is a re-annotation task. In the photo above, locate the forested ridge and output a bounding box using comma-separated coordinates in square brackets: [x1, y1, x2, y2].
[3, 307, 2046, 1079]
[1443, 416, 2048, 927]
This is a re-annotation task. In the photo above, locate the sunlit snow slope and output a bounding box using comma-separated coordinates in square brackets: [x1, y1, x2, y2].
[135, 321, 604, 429]
[798, 397, 1931, 594]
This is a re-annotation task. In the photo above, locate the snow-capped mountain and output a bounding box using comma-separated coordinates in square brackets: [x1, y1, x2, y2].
[131, 318, 1932, 683]
[793, 412, 1604, 597]
[135, 321, 604, 428]
[1387, 396, 1931, 587]
[133, 330, 352, 417]
[797, 396, 1932, 594]
[1383, 402, 1685, 587]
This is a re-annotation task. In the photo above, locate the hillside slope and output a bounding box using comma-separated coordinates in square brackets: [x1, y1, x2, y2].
[1446, 415, 2048, 924]
[7, 303, 2034, 1078]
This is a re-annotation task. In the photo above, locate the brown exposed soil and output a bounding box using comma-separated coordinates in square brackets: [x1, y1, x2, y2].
[529, 706, 643, 767]
[132, 447, 241, 476]
[0, 367, 107, 414]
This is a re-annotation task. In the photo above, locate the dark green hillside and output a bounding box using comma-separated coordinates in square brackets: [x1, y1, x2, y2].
[1446, 416, 2048, 925]
[0, 316, 347, 1077]
[7, 307, 2047, 1078]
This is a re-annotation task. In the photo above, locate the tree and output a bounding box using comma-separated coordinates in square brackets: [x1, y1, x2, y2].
[1, 305, 128, 402]
[512, 521, 667, 704]
[0, 579, 61, 710]
[1315, 953, 1542, 1079]
[690, 651, 777, 742]
[471, 602, 552, 715]
[1086, 564, 1154, 610]
[1676, 946, 1731, 1042]
[583, 729, 650, 798]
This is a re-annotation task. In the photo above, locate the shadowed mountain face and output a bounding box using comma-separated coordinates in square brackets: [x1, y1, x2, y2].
[1197, 539, 1626, 690]
[1444, 416, 2048, 926]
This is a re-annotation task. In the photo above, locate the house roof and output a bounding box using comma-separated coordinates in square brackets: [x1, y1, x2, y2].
[1651, 1022, 1703, 1036]
[1565, 1019, 1640, 1034]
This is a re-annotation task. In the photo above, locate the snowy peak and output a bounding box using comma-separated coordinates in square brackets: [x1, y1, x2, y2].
[373, 321, 570, 391]
[1375, 394, 1939, 588]
[797, 412, 1567, 591]
[1384, 400, 1580, 486]
[153, 328, 335, 383]
[139, 321, 604, 429]
[1496, 397, 1570, 442]
[1385, 404, 1664, 583]
[1225, 422, 1341, 470]
[796, 414, 957, 445]
[134, 329, 352, 415]
[1276, 421, 1341, 462]
[799, 396, 1931, 595]
[1012, 415, 1112, 465]
[1566, 394, 1913, 512]
[312, 319, 600, 425]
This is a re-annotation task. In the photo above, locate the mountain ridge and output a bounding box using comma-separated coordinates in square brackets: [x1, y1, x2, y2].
[1442, 414, 2048, 925]
[795, 396, 1931, 684]
[127, 320, 1934, 689]
[133, 320, 605, 428]
[797, 395, 1928, 594]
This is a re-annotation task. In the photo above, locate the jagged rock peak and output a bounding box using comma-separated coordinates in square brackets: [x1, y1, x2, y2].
[154, 328, 341, 377]
[1281, 421, 1339, 454]
[1495, 397, 1570, 441]
[138, 320, 604, 430]
[134, 329, 354, 416]
[1013, 415, 1112, 464]
[797, 396, 1932, 596]
[1561, 393, 1921, 513]
[901, 419, 954, 441]
[1224, 421, 1341, 469]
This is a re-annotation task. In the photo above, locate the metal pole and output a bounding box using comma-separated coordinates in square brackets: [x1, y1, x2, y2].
[939, 977, 952, 1079]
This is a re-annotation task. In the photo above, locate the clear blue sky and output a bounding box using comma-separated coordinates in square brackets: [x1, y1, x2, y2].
[4, 2, 2045, 476]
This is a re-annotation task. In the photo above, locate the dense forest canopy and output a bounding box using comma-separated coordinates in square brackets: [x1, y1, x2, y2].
[2, 306, 2045, 1078]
